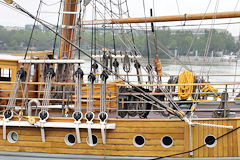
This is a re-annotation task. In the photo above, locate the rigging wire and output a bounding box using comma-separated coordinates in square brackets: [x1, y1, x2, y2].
[94, 0, 97, 56]
[24, 0, 43, 60]
[189, 0, 219, 111]
[11, 1, 186, 120]
[103, 0, 106, 57]
[77, 0, 83, 60]
[225, 0, 240, 31]
[175, 0, 183, 28]
[125, 0, 137, 56]
[109, 0, 119, 79]
[221, 0, 240, 94]
[90, 0, 95, 72]
[90, 0, 178, 74]
[142, 0, 151, 64]
[90, 0, 184, 112]
[41, 0, 61, 6]
[94, 0, 191, 73]
[202, 0, 219, 76]
[178, 0, 212, 75]
[52, 0, 62, 56]
[222, 0, 240, 94]
[110, 0, 116, 55]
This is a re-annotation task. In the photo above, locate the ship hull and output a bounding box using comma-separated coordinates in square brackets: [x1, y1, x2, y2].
[0, 117, 239, 158]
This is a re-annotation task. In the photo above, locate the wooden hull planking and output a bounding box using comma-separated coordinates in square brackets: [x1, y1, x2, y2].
[0, 117, 239, 158]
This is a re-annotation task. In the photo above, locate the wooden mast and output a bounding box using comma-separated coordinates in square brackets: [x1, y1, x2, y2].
[82, 11, 240, 25]
[55, 0, 79, 98]
[59, 0, 78, 59]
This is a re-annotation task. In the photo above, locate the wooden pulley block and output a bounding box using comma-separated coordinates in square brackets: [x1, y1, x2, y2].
[28, 116, 36, 125]
[19, 111, 23, 117]
[65, 108, 69, 115]
[4, 0, 13, 4]
[190, 104, 196, 113]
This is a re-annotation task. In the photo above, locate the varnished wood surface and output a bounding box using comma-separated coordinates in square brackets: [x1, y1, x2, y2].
[82, 11, 240, 25]
[191, 119, 238, 157]
[0, 117, 239, 158]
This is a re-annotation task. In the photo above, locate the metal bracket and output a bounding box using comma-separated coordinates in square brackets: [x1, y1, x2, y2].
[100, 121, 106, 144]
[2, 118, 9, 140]
[40, 120, 46, 142]
[87, 121, 93, 146]
[74, 121, 81, 143]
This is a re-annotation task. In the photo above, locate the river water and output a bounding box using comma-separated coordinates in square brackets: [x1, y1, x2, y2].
[1, 52, 240, 88]
[79, 57, 240, 84]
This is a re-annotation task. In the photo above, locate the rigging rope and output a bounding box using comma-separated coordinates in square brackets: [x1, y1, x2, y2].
[90, 0, 95, 72]
[200, 85, 220, 101]
[150, 6, 164, 95]
[9, 0, 189, 120]
[178, 71, 195, 100]
[4, 1, 42, 119]
[42, 67, 55, 111]
[87, 72, 96, 113]
[109, 0, 119, 79]
[202, 0, 219, 76]
[151, 124, 240, 160]
[52, 0, 63, 56]
[74, 68, 84, 112]
[24, 0, 43, 60]
[100, 70, 108, 113]
[178, 70, 220, 101]
[142, 0, 151, 64]
[88, 0, 184, 113]
[178, 0, 212, 74]
[6, 72, 22, 111]
[77, 0, 83, 60]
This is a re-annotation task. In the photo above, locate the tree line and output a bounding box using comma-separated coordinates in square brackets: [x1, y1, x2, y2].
[0, 25, 56, 51]
[0, 25, 238, 58]
[80, 28, 239, 58]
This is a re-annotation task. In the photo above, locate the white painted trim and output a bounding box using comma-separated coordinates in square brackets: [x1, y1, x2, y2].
[18, 59, 85, 64]
[86, 134, 98, 147]
[133, 135, 145, 148]
[161, 135, 174, 148]
[64, 133, 76, 146]
[92, 55, 142, 59]
[7, 131, 18, 143]
[0, 120, 116, 129]
[204, 134, 217, 148]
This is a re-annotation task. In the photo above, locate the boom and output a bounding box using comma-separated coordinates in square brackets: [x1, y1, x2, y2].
[82, 11, 240, 25]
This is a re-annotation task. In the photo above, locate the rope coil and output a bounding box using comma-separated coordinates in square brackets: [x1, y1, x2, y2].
[178, 71, 195, 100]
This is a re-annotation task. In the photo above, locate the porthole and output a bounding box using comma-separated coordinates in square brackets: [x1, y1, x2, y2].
[133, 135, 145, 147]
[204, 135, 217, 148]
[7, 131, 18, 143]
[87, 134, 98, 146]
[161, 135, 173, 148]
[64, 133, 76, 146]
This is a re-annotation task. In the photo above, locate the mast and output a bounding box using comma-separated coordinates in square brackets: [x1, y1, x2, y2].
[60, 0, 79, 59]
[55, 0, 80, 100]
[83, 11, 240, 25]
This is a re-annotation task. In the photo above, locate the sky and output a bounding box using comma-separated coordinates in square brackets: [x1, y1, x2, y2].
[0, 0, 240, 36]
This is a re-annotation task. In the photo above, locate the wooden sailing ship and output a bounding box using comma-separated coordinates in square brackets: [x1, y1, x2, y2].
[1, 0, 240, 159]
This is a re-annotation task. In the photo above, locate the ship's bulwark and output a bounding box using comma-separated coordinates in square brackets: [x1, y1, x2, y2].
[0, 117, 239, 158]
